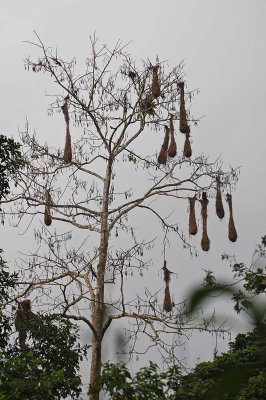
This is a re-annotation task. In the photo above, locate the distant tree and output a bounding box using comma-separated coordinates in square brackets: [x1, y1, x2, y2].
[196, 235, 266, 320]
[98, 325, 266, 400]
[0, 253, 86, 400]
[173, 324, 266, 400]
[3, 34, 239, 400]
[0, 316, 86, 400]
[223, 235, 266, 314]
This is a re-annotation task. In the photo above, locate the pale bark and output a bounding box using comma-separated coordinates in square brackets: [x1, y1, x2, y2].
[89, 159, 112, 400]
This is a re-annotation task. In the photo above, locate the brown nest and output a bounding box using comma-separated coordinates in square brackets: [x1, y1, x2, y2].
[168, 114, 177, 158]
[226, 193, 237, 242]
[162, 260, 172, 312]
[179, 82, 190, 134]
[62, 98, 72, 163]
[183, 132, 192, 158]
[158, 125, 170, 165]
[151, 65, 161, 98]
[163, 259, 171, 285]
[215, 179, 225, 219]
[200, 192, 210, 251]
[188, 195, 198, 235]
[64, 126, 72, 164]
[163, 286, 172, 312]
[44, 189, 52, 226]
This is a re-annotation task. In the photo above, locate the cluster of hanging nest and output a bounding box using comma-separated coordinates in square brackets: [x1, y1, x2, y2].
[188, 181, 237, 251]
[157, 79, 192, 165]
[43, 96, 74, 226]
[161, 184, 237, 312]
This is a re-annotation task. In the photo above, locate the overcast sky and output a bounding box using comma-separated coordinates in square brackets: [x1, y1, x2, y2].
[1, 0, 266, 378]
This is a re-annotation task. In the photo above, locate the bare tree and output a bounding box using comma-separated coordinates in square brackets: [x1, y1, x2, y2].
[4, 34, 239, 400]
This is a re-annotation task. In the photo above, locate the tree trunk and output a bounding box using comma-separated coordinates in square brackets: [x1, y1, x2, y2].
[88, 158, 112, 400]
[89, 335, 102, 400]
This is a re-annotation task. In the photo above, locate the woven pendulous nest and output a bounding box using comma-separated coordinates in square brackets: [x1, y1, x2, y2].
[162, 260, 172, 312]
[183, 132, 192, 158]
[62, 98, 72, 163]
[158, 125, 170, 165]
[179, 82, 190, 134]
[200, 192, 210, 251]
[151, 65, 161, 98]
[163, 286, 172, 312]
[44, 189, 52, 226]
[163, 259, 171, 285]
[188, 195, 198, 235]
[215, 179, 225, 219]
[168, 114, 177, 158]
[226, 193, 237, 242]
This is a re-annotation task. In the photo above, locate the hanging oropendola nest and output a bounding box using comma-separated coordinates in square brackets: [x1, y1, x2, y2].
[158, 125, 170, 165]
[162, 260, 172, 312]
[168, 114, 177, 158]
[162, 259, 171, 285]
[183, 132, 192, 158]
[151, 65, 161, 98]
[226, 193, 237, 242]
[215, 178, 225, 219]
[188, 195, 198, 235]
[201, 232, 210, 252]
[62, 98, 69, 124]
[44, 189, 52, 226]
[62, 98, 72, 163]
[163, 286, 172, 312]
[64, 126, 72, 164]
[200, 192, 210, 251]
[178, 82, 190, 134]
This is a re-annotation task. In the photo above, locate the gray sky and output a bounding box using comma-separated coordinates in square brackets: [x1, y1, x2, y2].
[1, 0, 266, 377]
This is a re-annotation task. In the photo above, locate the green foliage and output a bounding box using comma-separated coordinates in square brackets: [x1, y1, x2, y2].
[0, 315, 86, 399]
[197, 244, 266, 323]
[176, 326, 266, 400]
[0, 251, 86, 399]
[224, 235, 266, 302]
[95, 362, 181, 400]
[237, 371, 266, 400]
[133, 362, 167, 399]
[99, 326, 266, 400]
[0, 251, 17, 349]
[127, 153, 137, 164]
[0, 351, 63, 400]
[202, 270, 216, 288]
[0, 135, 24, 207]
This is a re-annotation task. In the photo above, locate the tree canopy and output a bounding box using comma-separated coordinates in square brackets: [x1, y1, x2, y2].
[2, 35, 239, 399]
